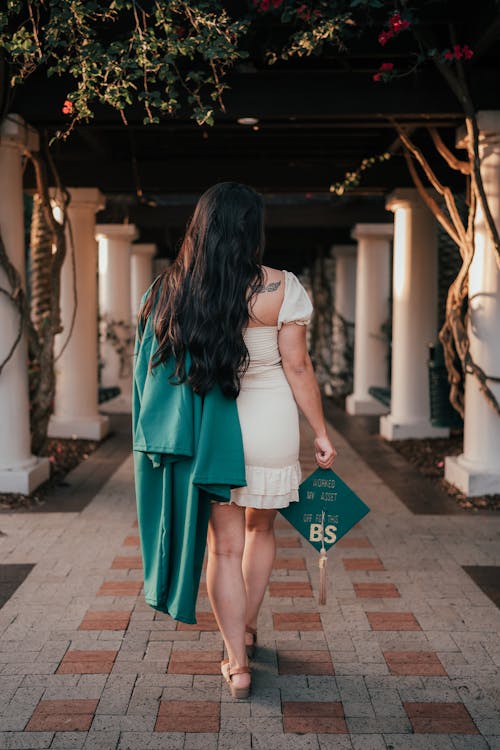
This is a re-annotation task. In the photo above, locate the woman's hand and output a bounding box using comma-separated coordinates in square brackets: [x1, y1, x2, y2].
[314, 434, 337, 469]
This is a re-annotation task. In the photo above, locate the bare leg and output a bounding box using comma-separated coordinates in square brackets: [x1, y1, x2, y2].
[206, 502, 250, 690]
[242, 508, 277, 641]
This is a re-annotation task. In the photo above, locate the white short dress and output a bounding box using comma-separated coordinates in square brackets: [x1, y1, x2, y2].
[229, 270, 313, 509]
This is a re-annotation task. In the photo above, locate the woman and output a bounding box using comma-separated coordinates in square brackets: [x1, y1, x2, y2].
[137, 182, 337, 699]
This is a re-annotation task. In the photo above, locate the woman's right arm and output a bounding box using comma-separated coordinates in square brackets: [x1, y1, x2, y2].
[278, 323, 337, 469]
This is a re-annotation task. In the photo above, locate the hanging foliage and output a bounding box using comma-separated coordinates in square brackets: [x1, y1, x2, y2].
[0, 0, 251, 135]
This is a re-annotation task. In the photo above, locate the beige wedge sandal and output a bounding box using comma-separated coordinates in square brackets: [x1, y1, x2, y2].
[245, 625, 257, 659]
[220, 658, 251, 699]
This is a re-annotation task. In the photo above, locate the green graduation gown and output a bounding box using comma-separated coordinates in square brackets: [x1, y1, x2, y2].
[132, 287, 247, 624]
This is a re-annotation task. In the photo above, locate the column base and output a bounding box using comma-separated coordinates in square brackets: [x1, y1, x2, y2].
[48, 414, 110, 441]
[345, 393, 389, 416]
[0, 456, 50, 494]
[445, 454, 500, 496]
[380, 414, 450, 440]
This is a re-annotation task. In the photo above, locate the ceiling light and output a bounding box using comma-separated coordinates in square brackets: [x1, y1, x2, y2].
[237, 117, 259, 125]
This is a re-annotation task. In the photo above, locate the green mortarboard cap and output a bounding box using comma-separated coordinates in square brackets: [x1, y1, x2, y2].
[280, 467, 370, 603]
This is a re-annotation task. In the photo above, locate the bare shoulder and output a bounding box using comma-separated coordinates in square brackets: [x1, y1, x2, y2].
[258, 265, 284, 294]
[248, 266, 284, 326]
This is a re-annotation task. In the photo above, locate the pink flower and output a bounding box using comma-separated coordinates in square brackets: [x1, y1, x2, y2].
[297, 4, 311, 20]
[389, 12, 410, 33]
[443, 44, 474, 62]
[260, 0, 270, 10]
[389, 12, 401, 27]
[389, 13, 410, 34]
[373, 62, 394, 82]
[62, 99, 73, 115]
[271, 0, 284, 7]
[378, 30, 393, 46]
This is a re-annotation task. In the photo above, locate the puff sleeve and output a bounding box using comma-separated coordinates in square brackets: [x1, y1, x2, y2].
[277, 270, 314, 330]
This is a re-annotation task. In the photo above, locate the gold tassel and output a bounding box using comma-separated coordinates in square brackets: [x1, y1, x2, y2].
[319, 548, 328, 605]
[318, 509, 327, 605]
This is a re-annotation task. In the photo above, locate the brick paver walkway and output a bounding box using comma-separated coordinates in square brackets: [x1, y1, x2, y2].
[0, 418, 499, 749]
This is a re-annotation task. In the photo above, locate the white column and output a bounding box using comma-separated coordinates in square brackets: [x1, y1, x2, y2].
[96, 223, 138, 413]
[153, 257, 171, 278]
[380, 189, 449, 440]
[131, 243, 156, 318]
[0, 115, 50, 493]
[48, 189, 109, 440]
[331, 244, 356, 389]
[445, 111, 500, 495]
[345, 224, 392, 415]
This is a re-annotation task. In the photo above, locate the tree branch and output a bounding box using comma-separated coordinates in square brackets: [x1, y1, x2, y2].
[466, 115, 500, 270]
[427, 127, 470, 175]
[0, 232, 41, 374]
[394, 122, 468, 251]
[402, 150, 463, 252]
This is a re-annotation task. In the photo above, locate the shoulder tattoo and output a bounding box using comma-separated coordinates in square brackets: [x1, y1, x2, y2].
[256, 280, 281, 294]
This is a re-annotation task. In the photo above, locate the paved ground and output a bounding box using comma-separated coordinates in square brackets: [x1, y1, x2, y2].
[0, 416, 499, 750]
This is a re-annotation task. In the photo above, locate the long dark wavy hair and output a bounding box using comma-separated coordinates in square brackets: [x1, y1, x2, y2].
[138, 182, 266, 399]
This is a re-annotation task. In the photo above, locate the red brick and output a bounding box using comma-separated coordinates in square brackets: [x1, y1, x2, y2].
[111, 556, 143, 569]
[57, 650, 117, 675]
[123, 535, 140, 547]
[278, 650, 334, 675]
[132, 519, 138, 528]
[283, 702, 346, 733]
[269, 581, 313, 598]
[97, 581, 143, 597]
[273, 557, 306, 570]
[170, 649, 222, 661]
[26, 700, 98, 732]
[168, 650, 223, 675]
[198, 582, 208, 596]
[283, 701, 345, 717]
[367, 612, 421, 631]
[353, 582, 400, 598]
[343, 558, 385, 571]
[284, 717, 348, 733]
[336, 536, 372, 548]
[404, 702, 479, 734]
[178, 612, 219, 631]
[384, 651, 447, 676]
[78, 611, 131, 631]
[273, 612, 322, 631]
[276, 536, 302, 548]
[156, 700, 219, 732]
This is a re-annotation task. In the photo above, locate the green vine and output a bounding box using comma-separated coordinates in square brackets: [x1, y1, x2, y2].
[329, 151, 392, 196]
